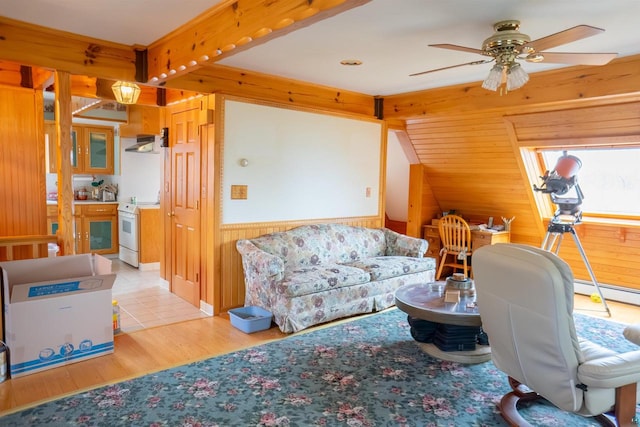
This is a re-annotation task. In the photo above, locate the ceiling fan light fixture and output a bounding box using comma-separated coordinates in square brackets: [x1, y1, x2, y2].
[482, 64, 503, 91]
[506, 62, 529, 91]
[111, 81, 141, 105]
[526, 53, 545, 63]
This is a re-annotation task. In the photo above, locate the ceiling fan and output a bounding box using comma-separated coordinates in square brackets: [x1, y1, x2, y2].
[411, 20, 617, 92]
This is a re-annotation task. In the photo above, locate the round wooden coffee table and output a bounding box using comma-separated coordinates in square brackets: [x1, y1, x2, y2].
[395, 282, 491, 364]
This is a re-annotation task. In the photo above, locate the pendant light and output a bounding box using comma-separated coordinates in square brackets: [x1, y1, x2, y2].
[111, 81, 141, 105]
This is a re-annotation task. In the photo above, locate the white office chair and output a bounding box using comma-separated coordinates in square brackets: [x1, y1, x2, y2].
[473, 243, 640, 426]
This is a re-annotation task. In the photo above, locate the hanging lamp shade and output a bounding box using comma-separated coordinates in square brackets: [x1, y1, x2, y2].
[111, 81, 141, 104]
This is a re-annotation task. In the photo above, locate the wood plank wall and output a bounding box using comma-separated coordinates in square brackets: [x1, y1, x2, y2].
[407, 111, 536, 239]
[406, 163, 441, 237]
[0, 86, 47, 260]
[218, 217, 382, 312]
[403, 100, 640, 291]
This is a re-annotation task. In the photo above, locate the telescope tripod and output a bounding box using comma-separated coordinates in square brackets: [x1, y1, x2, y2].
[541, 220, 611, 316]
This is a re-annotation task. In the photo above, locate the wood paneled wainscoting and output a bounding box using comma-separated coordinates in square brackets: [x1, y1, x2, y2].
[217, 217, 383, 314]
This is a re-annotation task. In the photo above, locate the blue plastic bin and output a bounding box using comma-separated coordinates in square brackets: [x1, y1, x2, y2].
[228, 306, 273, 333]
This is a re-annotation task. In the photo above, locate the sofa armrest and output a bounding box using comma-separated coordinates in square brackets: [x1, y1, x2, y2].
[578, 350, 640, 389]
[236, 239, 285, 279]
[236, 239, 285, 310]
[383, 228, 428, 257]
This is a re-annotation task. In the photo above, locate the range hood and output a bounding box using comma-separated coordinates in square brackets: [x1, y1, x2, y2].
[125, 135, 157, 153]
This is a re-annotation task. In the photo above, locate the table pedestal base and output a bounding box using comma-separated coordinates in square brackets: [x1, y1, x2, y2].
[418, 342, 491, 364]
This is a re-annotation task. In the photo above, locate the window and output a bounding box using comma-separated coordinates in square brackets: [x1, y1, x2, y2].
[539, 148, 640, 217]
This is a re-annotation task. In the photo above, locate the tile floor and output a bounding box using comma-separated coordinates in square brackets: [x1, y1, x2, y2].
[110, 258, 209, 333]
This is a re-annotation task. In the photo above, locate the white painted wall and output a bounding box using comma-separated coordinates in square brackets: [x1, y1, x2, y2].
[222, 100, 383, 224]
[385, 131, 410, 221]
[118, 136, 162, 204]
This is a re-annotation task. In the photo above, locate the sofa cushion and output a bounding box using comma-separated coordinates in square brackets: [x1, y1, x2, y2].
[344, 256, 437, 281]
[280, 263, 371, 298]
[250, 224, 387, 268]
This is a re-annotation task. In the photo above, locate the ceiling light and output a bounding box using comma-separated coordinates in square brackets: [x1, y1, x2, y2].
[506, 62, 529, 91]
[111, 81, 141, 105]
[482, 57, 529, 93]
[482, 64, 503, 91]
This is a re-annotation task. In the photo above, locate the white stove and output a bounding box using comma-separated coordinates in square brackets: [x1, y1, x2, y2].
[117, 202, 158, 214]
[117, 202, 159, 267]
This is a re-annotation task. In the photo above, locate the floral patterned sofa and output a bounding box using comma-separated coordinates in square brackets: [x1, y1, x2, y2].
[236, 223, 436, 333]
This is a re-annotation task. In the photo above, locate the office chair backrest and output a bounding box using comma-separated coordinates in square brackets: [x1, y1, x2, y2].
[473, 243, 584, 412]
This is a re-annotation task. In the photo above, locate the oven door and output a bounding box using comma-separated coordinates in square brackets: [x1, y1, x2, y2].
[118, 211, 139, 251]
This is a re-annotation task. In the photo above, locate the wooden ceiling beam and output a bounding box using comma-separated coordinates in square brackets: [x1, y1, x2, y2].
[1, 61, 55, 90]
[0, 16, 137, 83]
[165, 63, 375, 116]
[146, 0, 371, 85]
[67, 75, 198, 106]
[19, 66, 33, 88]
[384, 54, 640, 119]
[32, 68, 54, 90]
[0, 60, 24, 87]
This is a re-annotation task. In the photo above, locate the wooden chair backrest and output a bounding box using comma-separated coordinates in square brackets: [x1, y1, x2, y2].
[438, 215, 472, 252]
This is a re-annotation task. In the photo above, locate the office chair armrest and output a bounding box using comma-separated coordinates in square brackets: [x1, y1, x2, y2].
[578, 350, 640, 389]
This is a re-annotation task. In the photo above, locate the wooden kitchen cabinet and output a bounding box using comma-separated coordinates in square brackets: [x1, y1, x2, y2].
[47, 204, 81, 255]
[75, 203, 119, 255]
[47, 123, 114, 175]
[46, 204, 58, 235]
[139, 208, 161, 264]
[119, 105, 162, 138]
[71, 125, 115, 175]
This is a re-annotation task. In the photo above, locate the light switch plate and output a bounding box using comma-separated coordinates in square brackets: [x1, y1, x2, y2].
[230, 185, 248, 200]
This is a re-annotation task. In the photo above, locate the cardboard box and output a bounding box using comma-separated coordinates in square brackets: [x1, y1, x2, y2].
[0, 254, 116, 378]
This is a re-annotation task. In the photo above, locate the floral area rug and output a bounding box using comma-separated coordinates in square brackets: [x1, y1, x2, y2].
[2, 308, 638, 426]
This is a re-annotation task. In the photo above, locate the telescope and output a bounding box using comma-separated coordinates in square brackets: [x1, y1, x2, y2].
[535, 151, 610, 315]
[534, 151, 584, 222]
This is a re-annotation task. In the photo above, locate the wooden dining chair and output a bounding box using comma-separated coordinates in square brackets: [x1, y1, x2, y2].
[436, 215, 473, 280]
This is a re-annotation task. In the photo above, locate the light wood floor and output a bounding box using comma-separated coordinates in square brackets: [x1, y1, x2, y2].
[111, 259, 209, 332]
[0, 294, 637, 416]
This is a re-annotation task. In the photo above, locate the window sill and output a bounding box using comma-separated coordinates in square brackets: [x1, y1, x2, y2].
[543, 216, 640, 229]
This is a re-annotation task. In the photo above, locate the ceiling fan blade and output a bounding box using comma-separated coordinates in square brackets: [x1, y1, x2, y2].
[429, 43, 485, 55]
[410, 59, 493, 77]
[525, 25, 605, 52]
[527, 52, 617, 65]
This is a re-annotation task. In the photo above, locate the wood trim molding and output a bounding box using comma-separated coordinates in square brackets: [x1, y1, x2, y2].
[220, 216, 383, 231]
[166, 65, 375, 116]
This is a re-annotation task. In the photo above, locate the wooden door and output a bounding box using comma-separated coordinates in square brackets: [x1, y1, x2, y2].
[170, 108, 201, 306]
